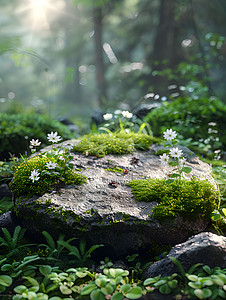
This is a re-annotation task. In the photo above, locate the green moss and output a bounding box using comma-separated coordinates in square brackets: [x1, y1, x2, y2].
[105, 166, 125, 173]
[127, 178, 218, 221]
[74, 132, 159, 158]
[10, 155, 86, 197]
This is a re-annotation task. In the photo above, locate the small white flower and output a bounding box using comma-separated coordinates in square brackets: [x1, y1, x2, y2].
[169, 147, 183, 158]
[46, 161, 58, 169]
[179, 157, 186, 166]
[58, 155, 65, 161]
[103, 113, 113, 121]
[29, 169, 40, 183]
[64, 144, 73, 151]
[122, 111, 133, 118]
[159, 153, 170, 166]
[163, 129, 177, 141]
[30, 139, 41, 147]
[47, 132, 62, 143]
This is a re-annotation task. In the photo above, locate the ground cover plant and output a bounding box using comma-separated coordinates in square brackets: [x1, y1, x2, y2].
[10, 132, 86, 197]
[0, 226, 225, 300]
[145, 97, 226, 158]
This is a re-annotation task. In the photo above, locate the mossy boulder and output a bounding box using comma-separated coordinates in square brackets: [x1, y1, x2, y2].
[14, 139, 218, 256]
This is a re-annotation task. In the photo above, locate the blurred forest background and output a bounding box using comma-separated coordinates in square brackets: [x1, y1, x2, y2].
[0, 0, 226, 140]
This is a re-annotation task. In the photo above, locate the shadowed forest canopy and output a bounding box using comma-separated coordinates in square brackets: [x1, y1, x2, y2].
[0, 0, 226, 122]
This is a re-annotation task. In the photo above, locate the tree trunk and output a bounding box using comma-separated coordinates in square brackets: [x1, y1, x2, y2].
[93, 6, 107, 108]
[151, 0, 177, 95]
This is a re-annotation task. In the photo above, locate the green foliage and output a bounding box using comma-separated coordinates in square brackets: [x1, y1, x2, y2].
[74, 132, 159, 158]
[38, 231, 71, 261]
[0, 226, 34, 261]
[10, 149, 86, 197]
[81, 268, 143, 300]
[127, 178, 218, 221]
[0, 226, 225, 299]
[144, 97, 226, 153]
[144, 257, 226, 299]
[57, 237, 104, 267]
[0, 113, 74, 160]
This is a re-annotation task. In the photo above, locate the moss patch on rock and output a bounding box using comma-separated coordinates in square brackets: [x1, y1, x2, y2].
[127, 178, 218, 221]
[10, 155, 86, 197]
[74, 132, 159, 158]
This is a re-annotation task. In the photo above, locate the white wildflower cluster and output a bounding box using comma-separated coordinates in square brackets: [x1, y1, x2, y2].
[103, 110, 133, 121]
[159, 129, 192, 179]
[28, 132, 74, 183]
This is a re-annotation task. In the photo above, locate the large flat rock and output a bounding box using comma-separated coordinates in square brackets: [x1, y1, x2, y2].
[15, 142, 216, 256]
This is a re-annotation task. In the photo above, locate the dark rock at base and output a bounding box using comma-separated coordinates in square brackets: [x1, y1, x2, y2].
[144, 232, 226, 278]
[0, 211, 19, 235]
[0, 183, 12, 199]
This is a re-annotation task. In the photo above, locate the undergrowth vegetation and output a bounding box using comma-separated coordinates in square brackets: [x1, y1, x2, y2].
[0, 113, 74, 160]
[0, 227, 225, 300]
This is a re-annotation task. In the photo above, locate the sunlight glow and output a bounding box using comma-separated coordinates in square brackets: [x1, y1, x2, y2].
[30, 0, 50, 28]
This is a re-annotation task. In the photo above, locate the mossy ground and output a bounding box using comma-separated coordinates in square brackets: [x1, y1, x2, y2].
[127, 178, 218, 221]
[74, 132, 159, 157]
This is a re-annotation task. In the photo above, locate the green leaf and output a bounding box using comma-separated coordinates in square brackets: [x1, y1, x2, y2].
[84, 244, 104, 259]
[194, 289, 204, 299]
[111, 292, 124, 300]
[81, 283, 96, 295]
[95, 277, 107, 288]
[218, 289, 226, 298]
[212, 277, 224, 286]
[143, 277, 158, 286]
[101, 283, 115, 295]
[222, 208, 226, 217]
[0, 286, 6, 293]
[188, 281, 202, 289]
[186, 274, 199, 282]
[182, 167, 192, 174]
[39, 265, 52, 276]
[14, 285, 27, 293]
[90, 288, 105, 300]
[168, 279, 178, 289]
[60, 285, 72, 295]
[159, 283, 171, 295]
[171, 257, 186, 278]
[126, 286, 143, 299]
[200, 279, 213, 286]
[202, 265, 212, 275]
[202, 288, 212, 298]
[120, 283, 131, 293]
[1, 264, 12, 272]
[0, 275, 12, 287]
[154, 279, 167, 287]
[23, 276, 39, 287]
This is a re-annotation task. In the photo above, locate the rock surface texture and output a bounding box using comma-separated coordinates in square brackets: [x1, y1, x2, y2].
[15, 141, 217, 256]
[144, 232, 226, 278]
